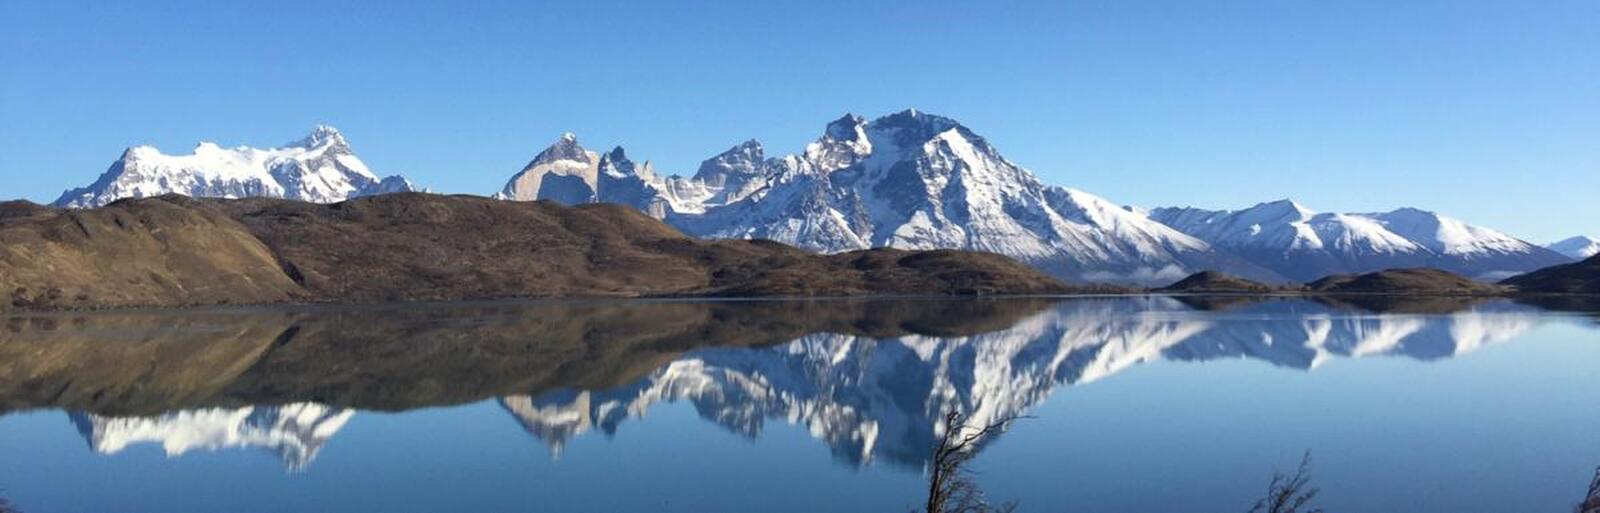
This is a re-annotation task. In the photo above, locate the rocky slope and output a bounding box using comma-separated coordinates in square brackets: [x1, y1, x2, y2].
[1, 194, 1075, 311]
[1147, 200, 1570, 282]
[53, 126, 416, 208]
[498, 110, 1284, 285]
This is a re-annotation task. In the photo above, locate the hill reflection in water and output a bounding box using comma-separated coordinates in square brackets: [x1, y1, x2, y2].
[0, 295, 1585, 470]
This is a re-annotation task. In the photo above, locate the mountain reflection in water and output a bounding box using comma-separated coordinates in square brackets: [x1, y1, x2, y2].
[0, 296, 1581, 471]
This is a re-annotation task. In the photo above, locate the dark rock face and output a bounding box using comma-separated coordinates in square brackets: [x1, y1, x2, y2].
[0, 193, 1079, 311]
[1501, 254, 1600, 293]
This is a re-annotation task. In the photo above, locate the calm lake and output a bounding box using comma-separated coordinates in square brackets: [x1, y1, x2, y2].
[2, 296, 1597, 512]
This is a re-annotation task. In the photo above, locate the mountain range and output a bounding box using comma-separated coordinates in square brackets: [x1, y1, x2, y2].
[53, 125, 415, 208]
[494, 111, 1573, 284]
[1147, 200, 1571, 281]
[497, 111, 1285, 284]
[47, 114, 1579, 285]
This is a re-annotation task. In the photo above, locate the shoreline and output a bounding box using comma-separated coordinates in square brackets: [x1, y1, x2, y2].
[6, 290, 1596, 316]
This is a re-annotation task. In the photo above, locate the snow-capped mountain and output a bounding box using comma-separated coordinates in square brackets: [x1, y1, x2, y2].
[1146, 200, 1571, 281]
[54, 126, 417, 208]
[499, 297, 1540, 467]
[497, 110, 1282, 284]
[68, 402, 353, 471]
[1548, 236, 1600, 260]
[494, 133, 724, 219]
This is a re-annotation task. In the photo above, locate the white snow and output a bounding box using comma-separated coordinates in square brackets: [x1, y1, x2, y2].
[495, 110, 1262, 284]
[55, 125, 413, 208]
[1147, 200, 1563, 280]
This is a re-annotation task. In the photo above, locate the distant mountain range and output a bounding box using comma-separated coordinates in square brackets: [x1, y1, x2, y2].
[1147, 200, 1571, 281]
[47, 114, 1579, 284]
[1549, 236, 1600, 260]
[53, 126, 415, 208]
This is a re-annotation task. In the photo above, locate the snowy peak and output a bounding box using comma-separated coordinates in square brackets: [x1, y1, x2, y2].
[693, 139, 765, 187]
[1148, 201, 1568, 281]
[866, 108, 965, 147]
[497, 133, 602, 203]
[54, 126, 416, 208]
[1253, 199, 1316, 220]
[292, 124, 348, 151]
[531, 132, 594, 166]
[1548, 236, 1600, 260]
[1364, 207, 1527, 256]
[824, 113, 868, 141]
[598, 146, 633, 174]
[806, 113, 873, 170]
[494, 110, 1284, 285]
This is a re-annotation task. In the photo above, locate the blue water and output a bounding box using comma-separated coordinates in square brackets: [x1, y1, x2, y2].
[1, 297, 1596, 512]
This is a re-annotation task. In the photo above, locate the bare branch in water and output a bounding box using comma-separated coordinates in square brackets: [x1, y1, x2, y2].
[1247, 451, 1324, 513]
[921, 411, 1025, 513]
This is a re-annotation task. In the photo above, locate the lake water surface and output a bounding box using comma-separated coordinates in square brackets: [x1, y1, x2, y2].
[2, 296, 1597, 512]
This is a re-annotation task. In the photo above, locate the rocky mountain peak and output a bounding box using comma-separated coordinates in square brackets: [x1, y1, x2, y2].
[599, 146, 649, 179]
[807, 114, 873, 171]
[824, 113, 867, 141]
[531, 132, 593, 166]
[293, 125, 347, 150]
[693, 139, 767, 186]
[870, 108, 959, 132]
[1250, 199, 1316, 221]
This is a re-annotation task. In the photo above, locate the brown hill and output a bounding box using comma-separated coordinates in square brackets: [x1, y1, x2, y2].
[1306, 268, 1506, 295]
[1, 193, 1075, 311]
[1157, 271, 1284, 293]
[1500, 254, 1600, 294]
[0, 197, 303, 309]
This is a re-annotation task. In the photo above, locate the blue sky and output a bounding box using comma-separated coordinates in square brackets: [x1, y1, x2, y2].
[2, 0, 1595, 241]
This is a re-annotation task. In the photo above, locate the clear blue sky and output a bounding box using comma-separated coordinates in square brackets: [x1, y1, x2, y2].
[2, 0, 1595, 241]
